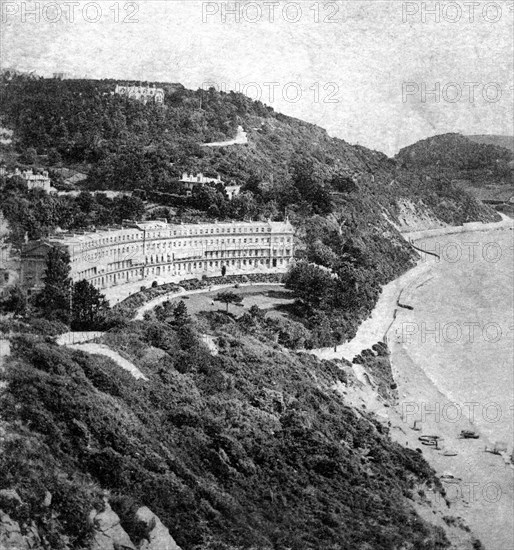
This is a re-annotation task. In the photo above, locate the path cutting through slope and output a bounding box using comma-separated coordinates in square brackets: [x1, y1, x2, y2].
[66, 343, 148, 381]
[201, 125, 248, 147]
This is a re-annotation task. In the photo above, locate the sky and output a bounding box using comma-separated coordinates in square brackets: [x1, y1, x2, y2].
[1, 0, 512, 155]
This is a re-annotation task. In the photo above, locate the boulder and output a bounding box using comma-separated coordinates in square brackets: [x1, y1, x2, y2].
[0, 511, 42, 549]
[89, 503, 136, 550]
[135, 507, 182, 550]
[0, 489, 23, 506]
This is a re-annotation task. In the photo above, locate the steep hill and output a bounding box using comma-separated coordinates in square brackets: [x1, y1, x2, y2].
[467, 134, 514, 152]
[0, 75, 495, 550]
[0, 321, 481, 550]
[396, 133, 512, 174]
[396, 133, 513, 188]
[396, 133, 513, 211]
[0, 76, 502, 344]
[0, 75, 499, 230]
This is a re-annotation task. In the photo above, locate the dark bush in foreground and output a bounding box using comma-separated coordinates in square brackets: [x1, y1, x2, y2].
[0, 327, 449, 550]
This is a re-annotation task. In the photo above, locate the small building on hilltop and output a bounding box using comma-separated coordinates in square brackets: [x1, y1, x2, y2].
[113, 84, 164, 104]
[1, 167, 55, 192]
[179, 172, 224, 195]
[179, 172, 241, 199]
[225, 184, 242, 200]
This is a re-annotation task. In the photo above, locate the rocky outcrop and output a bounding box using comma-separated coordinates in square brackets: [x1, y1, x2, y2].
[89, 503, 136, 550]
[88, 502, 182, 550]
[0, 488, 180, 550]
[0, 511, 42, 550]
[135, 507, 182, 550]
[353, 342, 398, 404]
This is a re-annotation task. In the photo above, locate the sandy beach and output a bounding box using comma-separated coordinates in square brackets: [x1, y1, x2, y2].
[311, 217, 514, 549]
[388, 225, 514, 550]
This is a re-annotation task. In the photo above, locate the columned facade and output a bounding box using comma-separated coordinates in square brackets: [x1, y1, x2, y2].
[21, 220, 294, 292]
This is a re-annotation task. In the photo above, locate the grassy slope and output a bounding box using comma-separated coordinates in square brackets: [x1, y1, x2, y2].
[0, 322, 452, 550]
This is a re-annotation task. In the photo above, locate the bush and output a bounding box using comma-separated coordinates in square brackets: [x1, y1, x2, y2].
[0, 326, 450, 550]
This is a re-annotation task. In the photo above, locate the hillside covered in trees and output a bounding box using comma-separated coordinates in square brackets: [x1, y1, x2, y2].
[0, 74, 502, 345]
[396, 133, 514, 206]
[396, 133, 512, 174]
[0, 74, 500, 222]
[1, 313, 481, 550]
[0, 74, 496, 550]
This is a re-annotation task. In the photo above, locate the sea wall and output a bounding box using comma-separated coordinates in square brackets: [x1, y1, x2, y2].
[401, 215, 513, 241]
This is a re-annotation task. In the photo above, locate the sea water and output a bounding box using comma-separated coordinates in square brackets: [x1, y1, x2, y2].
[402, 228, 514, 448]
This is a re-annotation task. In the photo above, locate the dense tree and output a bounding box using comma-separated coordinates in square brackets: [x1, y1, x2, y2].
[283, 261, 334, 310]
[113, 195, 145, 224]
[173, 300, 191, 325]
[20, 147, 37, 164]
[35, 247, 72, 323]
[71, 279, 109, 330]
[214, 291, 243, 312]
[47, 148, 63, 166]
[291, 159, 332, 215]
[1, 285, 27, 316]
[330, 173, 358, 193]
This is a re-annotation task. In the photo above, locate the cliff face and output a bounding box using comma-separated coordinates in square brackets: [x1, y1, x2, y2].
[0, 496, 181, 550]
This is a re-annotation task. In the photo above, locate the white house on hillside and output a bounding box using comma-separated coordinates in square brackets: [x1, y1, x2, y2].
[178, 172, 242, 200]
[1, 167, 55, 192]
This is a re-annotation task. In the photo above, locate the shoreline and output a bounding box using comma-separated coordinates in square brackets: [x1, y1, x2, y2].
[311, 219, 513, 549]
[382, 223, 513, 550]
[399, 212, 513, 241]
[309, 215, 513, 363]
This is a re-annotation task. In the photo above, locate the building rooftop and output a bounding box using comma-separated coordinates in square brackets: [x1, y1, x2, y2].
[26, 219, 294, 249]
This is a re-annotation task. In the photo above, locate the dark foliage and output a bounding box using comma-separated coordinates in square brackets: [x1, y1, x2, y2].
[34, 247, 71, 324]
[1, 327, 449, 550]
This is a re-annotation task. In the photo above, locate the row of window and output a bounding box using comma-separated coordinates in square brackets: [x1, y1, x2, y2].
[73, 226, 292, 250]
[148, 226, 275, 239]
[144, 248, 291, 264]
[76, 245, 294, 271]
[73, 238, 293, 263]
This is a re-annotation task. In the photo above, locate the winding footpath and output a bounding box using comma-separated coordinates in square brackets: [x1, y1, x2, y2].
[134, 281, 281, 320]
[65, 343, 148, 381]
[200, 125, 248, 147]
[58, 283, 281, 379]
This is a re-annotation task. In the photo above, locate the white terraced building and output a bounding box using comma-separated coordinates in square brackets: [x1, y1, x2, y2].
[21, 219, 294, 292]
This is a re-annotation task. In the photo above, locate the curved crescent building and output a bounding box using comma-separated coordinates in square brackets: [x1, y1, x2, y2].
[21, 219, 295, 292]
